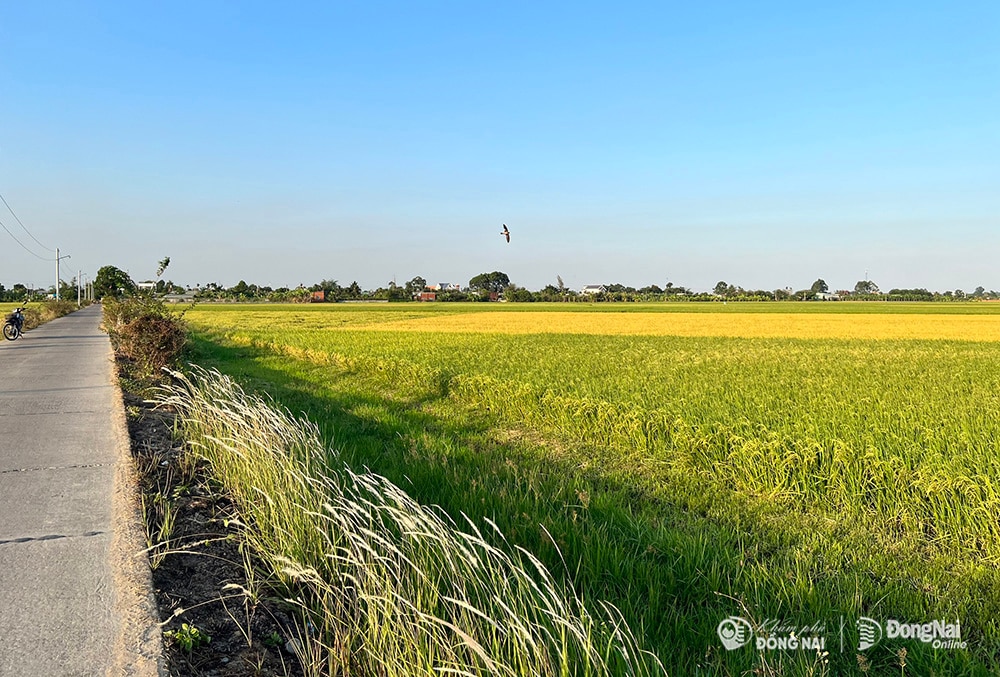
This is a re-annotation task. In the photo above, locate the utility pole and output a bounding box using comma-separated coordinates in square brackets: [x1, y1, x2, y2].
[77, 270, 82, 306]
[55, 248, 71, 300]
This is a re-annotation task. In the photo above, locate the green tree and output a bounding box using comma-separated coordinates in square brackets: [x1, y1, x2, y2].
[505, 284, 534, 302]
[811, 279, 829, 294]
[854, 280, 879, 295]
[374, 281, 408, 301]
[887, 288, 933, 300]
[94, 265, 137, 299]
[469, 271, 510, 295]
[713, 281, 729, 296]
[311, 279, 342, 300]
[538, 284, 561, 301]
[229, 280, 250, 297]
[58, 277, 79, 300]
[405, 276, 427, 296]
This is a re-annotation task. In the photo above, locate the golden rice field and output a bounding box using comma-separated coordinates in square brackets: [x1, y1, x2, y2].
[364, 309, 1000, 340]
[183, 302, 1000, 676]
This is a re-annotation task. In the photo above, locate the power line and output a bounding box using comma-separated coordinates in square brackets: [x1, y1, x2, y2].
[0, 215, 52, 260]
[0, 192, 55, 253]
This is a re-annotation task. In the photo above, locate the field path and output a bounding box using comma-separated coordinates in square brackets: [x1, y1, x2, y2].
[0, 305, 161, 676]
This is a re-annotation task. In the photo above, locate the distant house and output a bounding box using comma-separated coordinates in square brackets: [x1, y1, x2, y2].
[580, 285, 607, 295]
[311, 290, 326, 302]
[417, 291, 437, 302]
[163, 290, 199, 303]
[428, 283, 461, 291]
[136, 281, 157, 291]
[815, 292, 841, 301]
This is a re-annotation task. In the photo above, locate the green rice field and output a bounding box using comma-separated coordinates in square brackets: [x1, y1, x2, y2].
[180, 301, 1000, 675]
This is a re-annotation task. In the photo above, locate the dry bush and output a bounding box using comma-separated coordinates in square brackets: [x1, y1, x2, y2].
[103, 295, 171, 331]
[105, 297, 187, 385]
[115, 315, 186, 379]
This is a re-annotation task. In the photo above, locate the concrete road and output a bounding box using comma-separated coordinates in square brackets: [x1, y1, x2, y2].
[0, 305, 161, 676]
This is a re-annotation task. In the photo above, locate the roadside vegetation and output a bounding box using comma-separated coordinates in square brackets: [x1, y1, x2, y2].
[106, 294, 307, 674]
[178, 302, 1000, 675]
[108, 291, 664, 675]
[103, 295, 187, 391]
[1, 299, 82, 331]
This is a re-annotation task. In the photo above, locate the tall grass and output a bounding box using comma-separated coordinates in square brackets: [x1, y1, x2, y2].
[159, 366, 665, 677]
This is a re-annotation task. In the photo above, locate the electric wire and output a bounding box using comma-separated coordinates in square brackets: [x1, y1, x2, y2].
[0, 216, 52, 260]
[0, 192, 55, 252]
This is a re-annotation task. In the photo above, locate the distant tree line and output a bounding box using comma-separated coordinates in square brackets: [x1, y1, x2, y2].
[0, 278, 89, 302]
[25, 266, 999, 304]
[0, 283, 35, 302]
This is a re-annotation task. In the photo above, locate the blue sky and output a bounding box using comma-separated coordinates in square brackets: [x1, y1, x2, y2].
[1, 1, 997, 292]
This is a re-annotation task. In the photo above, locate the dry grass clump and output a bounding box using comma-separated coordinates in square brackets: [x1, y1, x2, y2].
[158, 367, 665, 677]
[103, 297, 187, 385]
[114, 315, 187, 377]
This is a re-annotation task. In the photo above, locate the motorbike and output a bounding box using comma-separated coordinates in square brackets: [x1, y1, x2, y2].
[3, 307, 26, 340]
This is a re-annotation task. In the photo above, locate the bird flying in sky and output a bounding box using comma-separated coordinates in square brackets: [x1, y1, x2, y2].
[500, 223, 510, 243]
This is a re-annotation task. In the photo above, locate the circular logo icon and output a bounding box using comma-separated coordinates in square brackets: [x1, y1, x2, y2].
[717, 617, 753, 651]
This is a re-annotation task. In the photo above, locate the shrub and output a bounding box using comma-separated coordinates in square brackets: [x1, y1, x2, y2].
[102, 295, 174, 331]
[115, 315, 186, 376]
[104, 297, 186, 385]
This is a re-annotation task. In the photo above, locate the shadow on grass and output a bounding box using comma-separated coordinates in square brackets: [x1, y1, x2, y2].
[183, 332, 999, 676]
